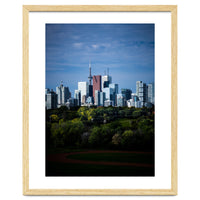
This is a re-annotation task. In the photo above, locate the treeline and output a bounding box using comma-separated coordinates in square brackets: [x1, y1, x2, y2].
[46, 106, 154, 151]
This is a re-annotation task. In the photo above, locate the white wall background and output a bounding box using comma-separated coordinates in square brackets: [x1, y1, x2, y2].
[0, 0, 199, 199]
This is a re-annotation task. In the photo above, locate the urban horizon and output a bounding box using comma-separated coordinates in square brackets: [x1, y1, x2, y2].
[46, 24, 155, 95]
[45, 65, 154, 109]
[45, 66, 154, 98]
[45, 64, 154, 97]
[46, 64, 154, 97]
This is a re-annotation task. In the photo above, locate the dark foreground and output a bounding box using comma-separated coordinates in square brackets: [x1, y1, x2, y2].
[46, 150, 154, 176]
[46, 106, 155, 176]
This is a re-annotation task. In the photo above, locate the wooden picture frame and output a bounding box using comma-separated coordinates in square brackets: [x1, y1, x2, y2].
[23, 5, 177, 195]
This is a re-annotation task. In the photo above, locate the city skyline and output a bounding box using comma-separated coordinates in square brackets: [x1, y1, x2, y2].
[45, 78, 154, 109]
[46, 24, 154, 96]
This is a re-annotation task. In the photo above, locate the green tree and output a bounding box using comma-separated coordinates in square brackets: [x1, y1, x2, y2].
[51, 123, 60, 137]
[63, 120, 84, 146]
[119, 110, 125, 118]
[112, 133, 122, 145]
[88, 126, 102, 147]
[132, 110, 143, 119]
[50, 123, 64, 147]
[124, 108, 133, 118]
[77, 106, 88, 120]
[137, 119, 154, 150]
[121, 130, 136, 149]
[138, 119, 154, 135]
[50, 114, 59, 122]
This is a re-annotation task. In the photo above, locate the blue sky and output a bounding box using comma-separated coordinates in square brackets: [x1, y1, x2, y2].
[46, 24, 154, 96]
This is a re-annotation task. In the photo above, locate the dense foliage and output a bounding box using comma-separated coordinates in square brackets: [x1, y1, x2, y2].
[46, 106, 154, 151]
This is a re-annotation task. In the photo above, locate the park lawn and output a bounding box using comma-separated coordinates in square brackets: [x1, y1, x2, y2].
[66, 152, 154, 164]
[46, 161, 154, 176]
[46, 147, 88, 155]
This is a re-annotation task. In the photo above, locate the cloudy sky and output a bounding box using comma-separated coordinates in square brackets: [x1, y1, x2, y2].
[46, 24, 154, 96]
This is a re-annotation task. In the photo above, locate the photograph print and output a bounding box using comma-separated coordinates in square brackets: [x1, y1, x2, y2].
[45, 24, 155, 176]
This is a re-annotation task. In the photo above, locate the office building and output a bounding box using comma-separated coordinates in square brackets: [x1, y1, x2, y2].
[86, 96, 94, 105]
[82, 95, 87, 105]
[88, 85, 93, 97]
[144, 102, 153, 108]
[136, 81, 148, 103]
[109, 83, 118, 94]
[45, 88, 50, 95]
[93, 75, 101, 103]
[127, 99, 135, 108]
[100, 92, 106, 106]
[109, 83, 118, 105]
[56, 83, 71, 105]
[148, 83, 155, 104]
[45, 88, 50, 104]
[78, 82, 89, 104]
[121, 88, 132, 101]
[102, 75, 112, 89]
[103, 87, 114, 101]
[131, 93, 137, 98]
[135, 101, 143, 108]
[104, 100, 114, 107]
[66, 98, 78, 108]
[95, 90, 100, 106]
[74, 90, 81, 106]
[117, 94, 125, 107]
[46, 89, 57, 110]
[131, 93, 139, 102]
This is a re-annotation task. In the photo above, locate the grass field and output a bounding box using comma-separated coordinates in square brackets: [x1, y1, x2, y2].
[67, 152, 154, 164]
[46, 150, 154, 176]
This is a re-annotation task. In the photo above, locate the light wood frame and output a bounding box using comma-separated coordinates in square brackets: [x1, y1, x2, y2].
[23, 5, 177, 196]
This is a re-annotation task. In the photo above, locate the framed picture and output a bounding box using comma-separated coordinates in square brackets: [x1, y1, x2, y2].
[23, 5, 177, 195]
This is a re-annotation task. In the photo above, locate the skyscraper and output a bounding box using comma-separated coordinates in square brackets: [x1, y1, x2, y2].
[78, 82, 89, 104]
[46, 89, 57, 110]
[66, 98, 78, 108]
[56, 83, 71, 105]
[102, 87, 114, 101]
[88, 61, 93, 97]
[93, 75, 101, 103]
[117, 94, 125, 107]
[86, 96, 94, 105]
[148, 83, 155, 104]
[45, 88, 50, 95]
[89, 85, 93, 97]
[45, 88, 50, 103]
[95, 90, 100, 106]
[100, 92, 106, 107]
[109, 83, 118, 94]
[131, 93, 139, 102]
[95, 91, 105, 106]
[108, 83, 118, 105]
[74, 90, 81, 106]
[104, 100, 114, 107]
[121, 88, 132, 101]
[127, 99, 135, 108]
[102, 75, 112, 89]
[82, 95, 87, 104]
[136, 81, 148, 103]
